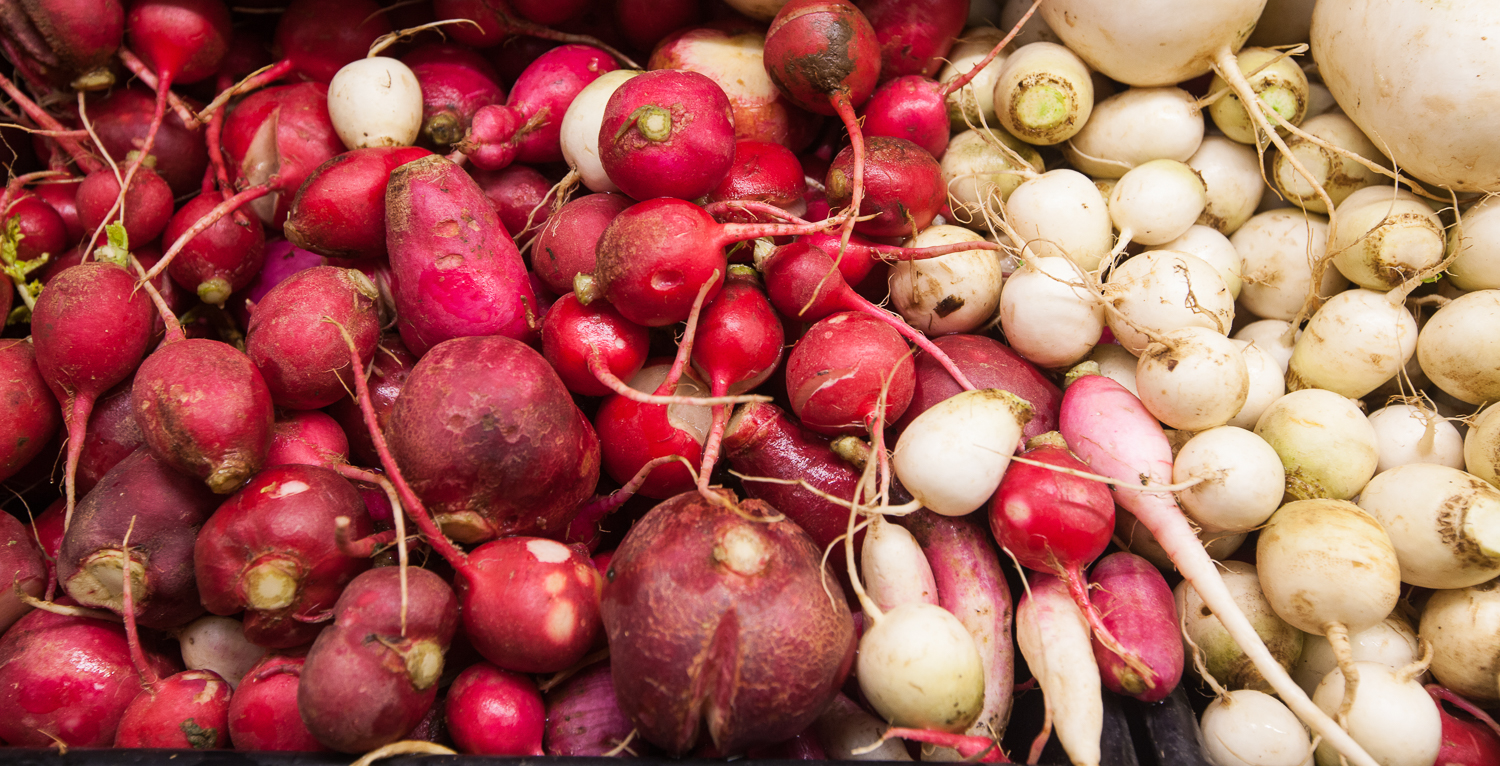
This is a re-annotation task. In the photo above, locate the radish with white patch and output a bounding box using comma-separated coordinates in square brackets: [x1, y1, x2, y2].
[1285, 288, 1418, 398]
[1175, 560, 1306, 693]
[1206, 47, 1310, 146]
[328, 56, 424, 150]
[1228, 340, 1287, 430]
[1357, 463, 1500, 589]
[1254, 389, 1380, 501]
[1200, 690, 1314, 766]
[1293, 615, 1420, 698]
[940, 127, 1043, 228]
[1366, 404, 1465, 473]
[1232, 209, 1343, 322]
[1234, 320, 1297, 372]
[1154, 225, 1243, 299]
[176, 616, 266, 688]
[999, 256, 1105, 370]
[1271, 113, 1386, 214]
[861, 514, 938, 614]
[1103, 250, 1235, 355]
[891, 388, 1032, 516]
[1016, 572, 1102, 766]
[1187, 135, 1266, 236]
[1419, 581, 1500, 704]
[1328, 186, 1446, 292]
[991, 42, 1093, 146]
[1173, 426, 1285, 534]
[889, 225, 1006, 336]
[1135, 326, 1249, 432]
[1005, 169, 1113, 272]
[561, 69, 643, 193]
[1311, 661, 1441, 766]
[1063, 87, 1204, 178]
[1448, 195, 1500, 291]
[1417, 290, 1500, 406]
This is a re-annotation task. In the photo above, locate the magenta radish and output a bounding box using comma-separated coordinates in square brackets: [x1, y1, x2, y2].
[0, 338, 61, 485]
[543, 659, 643, 756]
[473, 164, 553, 245]
[429, 0, 637, 65]
[5, 193, 68, 266]
[75, 164, 174, 247]
[785, 311, 915, 437]
[385, 154, 538, 353]
[326, 333, 417, 466]
[266, 409, 350, 468]
[115, 657, 232, 748]
[245, 266, 380, 410]
[0, 511, 46, 633]
[30, 261, 155, 526]
[1086, 552, 1183, 702]
[298, 566, 460, 753]
[282, 146, 432, 259]
[228, 652, 328, 751]
[706, 140, 807, 220]
[541, 293, 650, 398]
[399, 43, 507, 148]
[858, 0, 967, 79]
[601, 491, 855, 755]
[160, 192, 266, 306]
[456, 44, 619, 170]
[195, 464, 373, 648]
[1430, 687, 1500, 766]
[825, 136, 944, 238]
[58, 447, 219, 628]
[446, 662, 546, 755]
[531, 192, 632, 296]
[221, 82, 347, 227]
[597, 68, 737, 201]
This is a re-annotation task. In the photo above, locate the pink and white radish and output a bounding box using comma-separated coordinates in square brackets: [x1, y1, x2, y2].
[861, 514, 938, 613]
[1016, 572, 1102, 766]
[1087, 552, 1184, 703]
[1356, 463, 1500, 589]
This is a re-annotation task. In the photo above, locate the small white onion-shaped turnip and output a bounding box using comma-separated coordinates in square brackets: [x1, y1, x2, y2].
[328, 57, 424, 150]
[1188, 136, 1265, 236]
[1464, 406, 1500, 488]
[941, 128, 1044, 229]
[1084, 345, 1139, 396]
[562, 69, 642, 193]
[1064, 87, 1205, 178]
[1228, 339, 1286, 431]
[1254, 389, 1379, 501]
[177, 615, 268, 688]
[1154, 225, 1244, 299]
[1040, 0, 1263, 87]
[1447, 195, 1500, 291]
[1207, 47, 1309, 145]
[1271, 113, 1386, 214]
[1174, 426, 1285, 533]
[1136, 327, 1248, 432]
[1328, 186, 1446, 292]
[1234, 320, 1298, 373]
[1109, 160, 1208, 247]
[1175, 560, 1306, 693]
[1418, 581, 1500, 703]
[858, 602, 986, 733]
[889, 225, 1004, 336]
[1310, 662, 1441, 766]
[1366, 404, 1465, 474]
[1232, 209, 1343, 322]
[891, 389, 1032, 516]
[938, 27, 1011, 131]
[1200, 690, 1314, 766]
[1356, 463, 1500, 589]
[1312, 0, 1500, 192]
[992, 42, 1093, 146]
[1292, 614, 1420, 699]
[1417, 289, 1500, 406]
[1005, 169, 1113, 272]
[998, 256, 1104, 370]
[1257, 499, 1401, 637]
[1103, 250, 1234, 355]
[1285, 288, 1418, 399]
[1249, 0, 1318, 47]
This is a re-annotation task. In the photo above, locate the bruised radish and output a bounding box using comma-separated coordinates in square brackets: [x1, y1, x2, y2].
[598, 68, 737, 201]
[531, 192, 633, 296]
[446, 662, 546, 755]
[785, 311, 915, 437]
[282, 146, 432, 259]
[601, 491, 855, 755]
[223, 82, 347, 227]
[245, 266, 381, 410]
[858, 0, 967, 79]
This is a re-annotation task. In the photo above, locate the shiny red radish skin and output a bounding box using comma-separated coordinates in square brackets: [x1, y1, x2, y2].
[784, 311, 915, 437]
[446, 662, 546, 755]
[894, 335, 1062, 442]
[825, 135, 945, 238]
[860, 75, 950, 159]
[282, 146, 433, 260]
[75, 164, 174, 246]
[0, 512, 46, 634]
[458, 537, 603, 674]
[195, 464, 373, 649]
[706, 140, 807, 221]
[58, 447, 219, 629]
[162, 191, 267, 306]
[132, 339, 275, 495]
[0, 338, 61, 485]
[856, 0, 968, 80]
[325, 333, 416, 467]
[0, 608, 177, 748]
[541, 293, 650, 398]
[227, 652, 328, 752]
[531, 192, 633, 296]
[245, 266, 381, 410]
[266, 409, 350, 468]
[403, 43, 507, 149]
[84, 85, 208, 196]
[1087, 552, 1184, 703]
[601, 491, 857, 756]
[298, 567, 459, 753]
[272, 0, 391, 84]
[543, 659, 638, 756]
[126, 0, 231, 88]
[456, 44, 620, 169]
[222, 82, 346, 227]
[598, 69, 737, 202]
[114, 669, 232, 749]
[5, 194, 67, 263]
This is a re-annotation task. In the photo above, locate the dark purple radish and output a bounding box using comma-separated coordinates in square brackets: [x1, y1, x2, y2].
[455, 44, 620, 171]
[0, 0, 124, 91]
[615, 0, 699, 53]
[385, 155, 538, 355]
[472, 164, 552, 245]
[543, 659, 640, 756]
[541, 293, 650, 398]
[825, 135, 944, 237]
[271, 0, 391, 85]
[0, 338, 62, 485]
[785, 311, 915, 437]
[160, 192, 266, 306]
[326, 333, 416, 467]
[597, 69, 736, 201]
[1087, 552, 1184, 703]
[298, 566, 459, 753]
[856, 0, 967, 80]
[229, 651, 329, 751]
[132, 338, 275, 494]
[386, 334, 601, 543]
[457, 536, 602, 673]
[195, 464, 373, 649]
[531, 191, 632, 296]
[402, 43, 507, 150]
[509, 0, 589, 26]
[446, 662, 546, 755]
[75, 163, 174, 246]
[892, 334, 1062, 442]
[30, 261, 155, 526]
[281, 147, 432, 259]
[0, 606, 177, 747]
[267, 409, 350, 468]
[430, 0, 638, 66]
[0, 511, 46, 633]
[59, 447, 219, 628]
[245, 265, 381, 410]
[706, 140, 808, 222]
[601, 491, 856, 755]
[222, 82, 347, 227]
[227, 238, 322, 328]
[86, 85, 209, 196]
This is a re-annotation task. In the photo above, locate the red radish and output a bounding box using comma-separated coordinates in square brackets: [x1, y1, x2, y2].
[0, 0, 124, 91]
[706, 140, 808, 221]
[531, 192, 632, 296]
[75, 163, 174, 247]
[228, 652, 328, 751]
[58, 447, 219, 628]
[1086, 552, 1184, 703]
[446, 662, 546, 755]
[601, 491, 856, 755]
[0, 69, 102, 173]
[472, 164, 553, 245]
[893, 334, 1061, 442]
[543, 659, 640, 756]
[509, 0, 589, 25]
[282, 146, 432, 259]
[541, 293, 650, 398]
[85, 85, 208, 196]
[245, 266, 381, 410]
[221, 82, 347, 227]
[784, 311, 915, 437]
[595, 362, 713, 499]
[27, 499, 65, 598]
[160, 191, 266, 305]
[30, 261, 155, 527]
[32, 180, 86, 245]
[1429, 685, 1500, 766]
[271, 0, 392, 84]
[456, 536, 603, 673]
[857, 0, 968, 79]
[859, 76, 952, 159]
[298, 566, 460, 753]
[325, 333, 416, 467]
[0, 338, 61, 484]
[266, 409, 350, 467]
[825, 135, 943, 237]
[597, 69, 737, 201]
[0, 606, 177, 747]
[0, 511, 46, 633]
[115, 659, 232, 748]
[402, 43, 507, 149]
[195, 464, 373, 648]
[615, 0, 701, 55]
[455, 44, 620, 171]
[385, 155, 539, 354]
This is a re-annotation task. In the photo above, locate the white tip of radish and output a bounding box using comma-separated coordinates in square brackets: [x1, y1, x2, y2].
[562, 69, 642, 193]
[328, 57, 423, 151]
[1357, 463, 1500, 589]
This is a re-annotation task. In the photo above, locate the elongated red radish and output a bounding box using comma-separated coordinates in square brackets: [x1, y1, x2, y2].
[282, 146, 432, 259]
[1086, 552, 1183, 702]
[456, 44, 619, 170]
[0, 338, 61, 485]
[31, 261, 155, 528]
[447, 662, 546, 755]
[1016, 572, 1102, 766]
[228, 652, 328, 752]
[1058, 372, 1381, 766]
[598, 69, 736, 201]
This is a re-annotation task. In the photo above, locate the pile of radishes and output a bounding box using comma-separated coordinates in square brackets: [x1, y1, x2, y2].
[4, 0, 1500, 764]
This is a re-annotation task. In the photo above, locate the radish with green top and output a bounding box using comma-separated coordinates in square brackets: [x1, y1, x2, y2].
[598, 69, 737, 202]
[991, 41, 1093, 146]
[1327, 186, 1445, 292]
